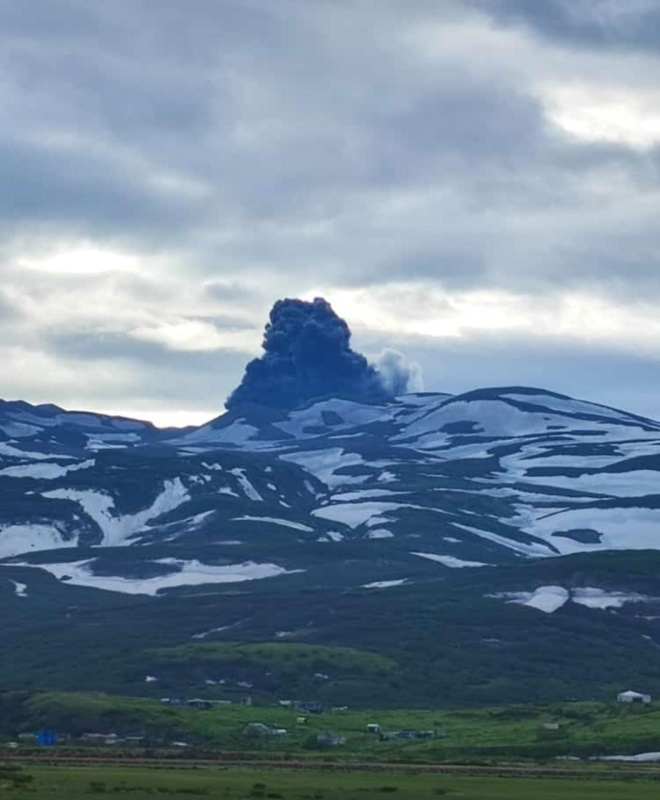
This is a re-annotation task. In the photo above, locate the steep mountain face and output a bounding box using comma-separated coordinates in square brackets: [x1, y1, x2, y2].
[2, 387, 660, 705]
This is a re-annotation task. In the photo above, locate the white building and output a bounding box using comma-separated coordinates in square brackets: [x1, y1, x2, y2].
[617, 690, 651, 704]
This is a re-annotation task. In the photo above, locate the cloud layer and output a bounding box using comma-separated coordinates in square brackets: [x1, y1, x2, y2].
[0, 1, 658, 422]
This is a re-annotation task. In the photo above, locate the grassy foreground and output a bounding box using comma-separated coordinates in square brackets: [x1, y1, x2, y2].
[3, 764, 660, 800]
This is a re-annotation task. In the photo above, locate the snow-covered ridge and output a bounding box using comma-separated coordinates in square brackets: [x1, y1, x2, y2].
[2, 386, 660, 568]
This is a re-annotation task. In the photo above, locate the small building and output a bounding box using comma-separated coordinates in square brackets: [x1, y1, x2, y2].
[617, 690, 651, 704]
[366, 723, 381, 734]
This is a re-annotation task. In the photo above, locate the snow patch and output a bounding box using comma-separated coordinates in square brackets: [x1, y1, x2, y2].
[492, 586, 570, 613]
[275, 399, 390, 439]
[571, 587, 647, 609]
[0, 460, 94, 480]
[367, 528, 394, 539]
[43, 478, 190, 547]
[0, 443, 61, 460]
[180, 419, 259, 446]
[412, 552, 489, 568]
[362, 579, 408, 589]
[15, 558, 299, 595]
[280, 448, 366, 488]
[229, 468, 263, 502]
[232, 516, 314, 533]
[318, 531, 344, 542]
[0, 524, 77, 559]
[10, 580, 27, 597]
[312, 501, 404, 529]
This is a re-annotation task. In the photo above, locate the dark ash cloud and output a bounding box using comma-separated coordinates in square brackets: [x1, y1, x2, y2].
[226, 297, 418, 410]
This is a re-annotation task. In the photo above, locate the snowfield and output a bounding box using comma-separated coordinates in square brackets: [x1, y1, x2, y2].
[5, 385, 660, 573]
[0, 459, 95, 480]
[412, 552, 489, 569]
[0, 524, 78, 559]
[12, 558, 299, 595]
[43, 479, 190, 547]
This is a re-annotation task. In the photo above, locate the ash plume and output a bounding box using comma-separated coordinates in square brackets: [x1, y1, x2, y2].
[226, 297, 420, 410]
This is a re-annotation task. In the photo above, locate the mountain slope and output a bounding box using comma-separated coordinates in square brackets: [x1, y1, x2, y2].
[2, 386, 660, 704]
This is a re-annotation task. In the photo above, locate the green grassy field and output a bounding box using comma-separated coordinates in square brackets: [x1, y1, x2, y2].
[4, 764, 660, 800]
[9, 691, 660, 760]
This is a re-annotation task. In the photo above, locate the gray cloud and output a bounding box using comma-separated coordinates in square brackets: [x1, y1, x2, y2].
[470, 0, 660, 52]
[0, 0, 658, 421]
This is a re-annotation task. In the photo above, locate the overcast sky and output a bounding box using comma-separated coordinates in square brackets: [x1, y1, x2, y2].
[1, 0, 659, 426]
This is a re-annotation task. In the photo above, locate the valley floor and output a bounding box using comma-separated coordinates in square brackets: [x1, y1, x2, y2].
[6, 762, 660, 800]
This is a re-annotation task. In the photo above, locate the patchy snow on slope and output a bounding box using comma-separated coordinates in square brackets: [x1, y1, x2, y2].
[525, 470, 660, 499]
[0, 459, 94, 480]
[572, 587, 647, 609]
[367, 528, 394, 539]
[0, 443, 61, 461]
[10, 580, 27, 597]
[398, 399, 566, 443]
[312, 501, 404, 529]
[500, 585, 570, 613]
[43, 478, 190, 547]
[275, 399, 390, 438]
[92, 433, 141, 443]
[412, 552, 489, 568]
[15, 558, 298, 595]
[229, 468, 263, 501]
[318, 531, 344, 542]
[502, 392, 659, 431]
[523, 506, 660, 554]
[179, 419, 260, 446]
[362, 579, 408, 589]
[1, 422, 41, 437]
[192, 622, 242, 640]
[280, 448, 366, 488]
[232, 516, 314, 532]
[333, 488, 401, 501]
[0, 524, 77, 559]
[377, 471, 397, 483]
[454, 522, 558, 558]
[492, 585, 650, 612]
